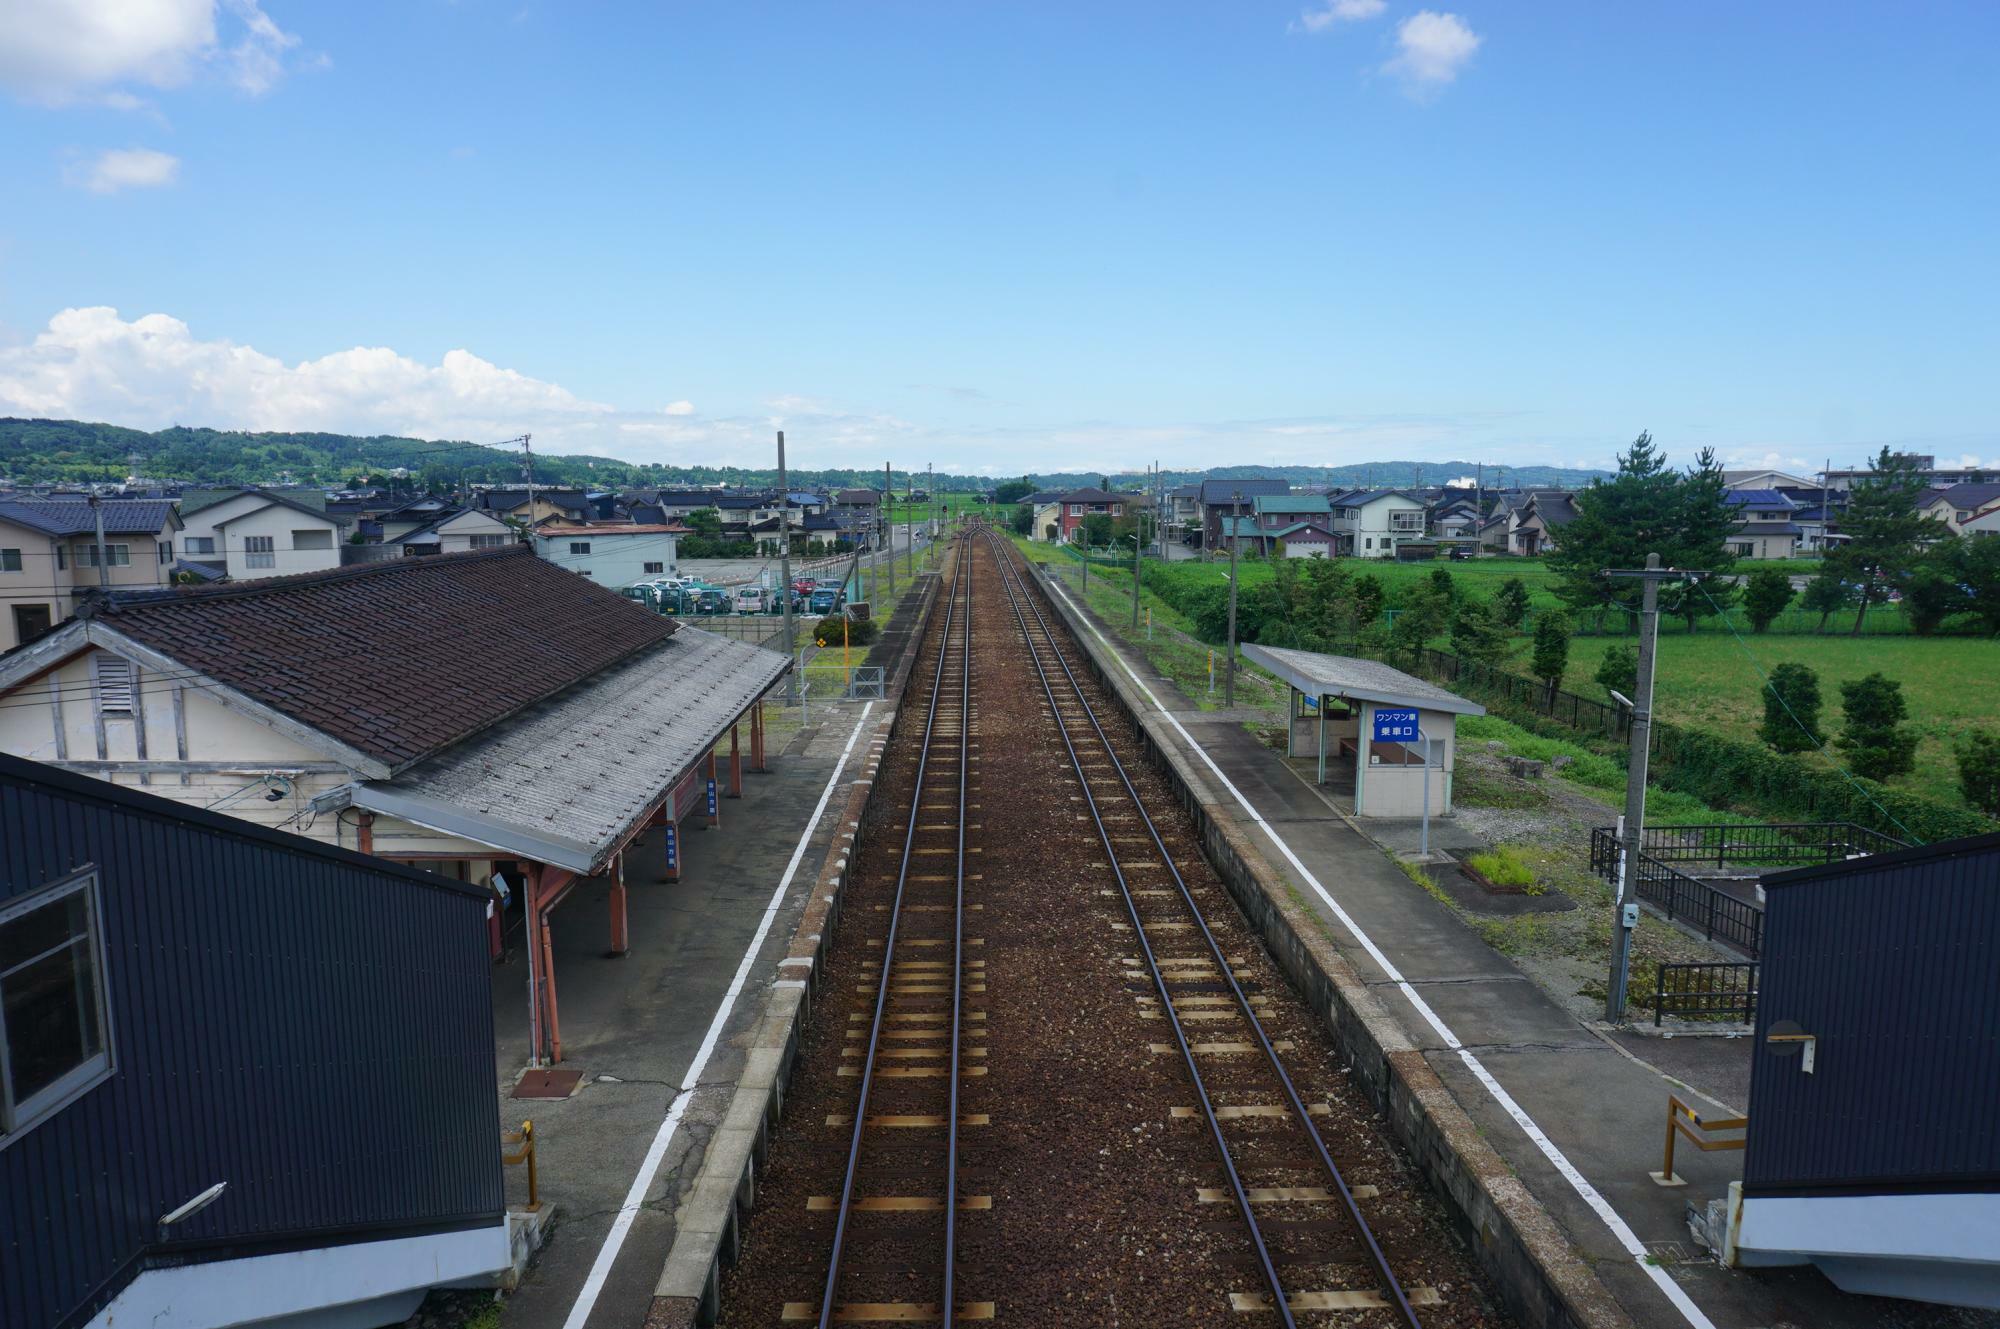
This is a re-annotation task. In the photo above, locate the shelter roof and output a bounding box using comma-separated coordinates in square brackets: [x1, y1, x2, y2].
[349, 627, 788, 872]
[1239, 643, 1486, 717]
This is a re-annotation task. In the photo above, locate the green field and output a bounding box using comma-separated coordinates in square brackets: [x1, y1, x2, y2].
[886, 492, 989, 524]
[1526, 632, 1998, 809]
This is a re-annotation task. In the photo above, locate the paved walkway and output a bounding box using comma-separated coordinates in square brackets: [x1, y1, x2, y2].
[492, 705, 876, 1329]
[1040, 574, 1978, 1329]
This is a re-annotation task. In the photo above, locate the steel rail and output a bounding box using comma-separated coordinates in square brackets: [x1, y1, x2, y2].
[942, 522, 972, 1323]
[980, 531, 1298, 1329]
[984, 527, 1425, 1329]
[818, 533, 973, 1329]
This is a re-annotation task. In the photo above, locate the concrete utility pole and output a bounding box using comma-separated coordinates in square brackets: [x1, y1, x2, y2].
[883, 462, 896, 601]
[777, 432, 799, 704]
[88, 494, 110, 589]
[1225, 490, 1242, 708]
[521, 434, 537, 529]
[1604, 552, 1675, 1022]
[1130, 479, 1143, 630]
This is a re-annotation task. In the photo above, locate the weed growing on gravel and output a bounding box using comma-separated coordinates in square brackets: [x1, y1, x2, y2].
[1467, 845, 1537, 890]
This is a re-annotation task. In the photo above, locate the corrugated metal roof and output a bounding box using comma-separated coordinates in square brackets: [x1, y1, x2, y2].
[1240, 643, 1485, 716]
[350, 627, 788, 871]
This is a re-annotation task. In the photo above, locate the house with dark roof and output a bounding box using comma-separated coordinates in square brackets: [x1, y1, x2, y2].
[1198, 477, 1290, 550]
[1917, 482, 2000, 536]
[1507, 490, 1578, 556]
[376, 506, 516, 558]
[0, 545, 791, 1065]
[474, 487, 593, 525]
[1042, 488, 1127, 544]
[1328, 489, 1429, 558]
[1723, 489, 1803, 559]
[176, 486, 351, 581]
[0, 497, 183, 651]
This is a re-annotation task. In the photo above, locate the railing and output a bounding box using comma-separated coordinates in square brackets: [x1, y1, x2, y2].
[1653, 962, 1760, 1026]
[1652, 1094, 1747, 1188]
[502, 1119, 540, 1211]
[1589, 828, 1766, 957]
[1634, 821, 1905, 868]
[1421, 648, 1631, 741]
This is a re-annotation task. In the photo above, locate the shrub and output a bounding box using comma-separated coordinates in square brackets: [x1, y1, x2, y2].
[1758, 661, 1823, 754]
[1742, 567, 1795, 633]
[1449, 597, 1508, 664]
[1531, 611, 1571, 695]
[1837, 672, 1916, 782]
[1954, 731, 2000, 817]
[1494, 577, 1531, 628]
[1595, 643, 1637, 700]
[813, 615, 881, 648]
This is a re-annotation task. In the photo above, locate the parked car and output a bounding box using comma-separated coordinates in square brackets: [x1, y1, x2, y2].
[734, 586, 770, 614]
[809, 587, 843, 614]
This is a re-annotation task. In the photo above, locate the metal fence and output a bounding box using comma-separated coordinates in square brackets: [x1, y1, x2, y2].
[1634, 821, 1906, 869]
[1653, 962, 1760, 1026]
[1421, 648, 1631, 741]
[1589, 827, 1766, 956]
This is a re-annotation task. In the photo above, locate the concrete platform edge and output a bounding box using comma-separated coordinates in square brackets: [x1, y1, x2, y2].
[646, 568, 944, 1328]
[1033, 563, 1633, 1329]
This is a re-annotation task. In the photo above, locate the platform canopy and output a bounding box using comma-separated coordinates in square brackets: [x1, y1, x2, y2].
[1240, 643, 1484, 717]
[349, 626, 788, 873]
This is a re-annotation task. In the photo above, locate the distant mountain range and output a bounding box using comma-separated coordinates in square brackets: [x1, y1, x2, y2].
[0, 418, 1608, 493]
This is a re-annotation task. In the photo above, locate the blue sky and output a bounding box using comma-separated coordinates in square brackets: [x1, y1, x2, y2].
[1, 2, 1995, 477]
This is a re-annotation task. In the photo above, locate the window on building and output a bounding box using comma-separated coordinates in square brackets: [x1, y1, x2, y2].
[0, 549, 19, 573]
[55, 546, 66, 571]
[1364, 537, 1373, 550]
[469, 534, 508, 549]
[1, 871, 114, 1137]
[1389, 511, 1423, 533]
[75, 543, 132, 567]
[644, 561, 665, 574]
[184, 536, 215, 556]
[93, 656, 135, 713]
[292, 529, 333, 551]
[244, 535, 275, 569]
[157, 541, 173, 564]
[568, 542, 591, 555]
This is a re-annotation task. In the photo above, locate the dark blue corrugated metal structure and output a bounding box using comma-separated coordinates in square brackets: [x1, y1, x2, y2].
[1745, 832, 2000, 1197]
[0, 754, 502, 1329]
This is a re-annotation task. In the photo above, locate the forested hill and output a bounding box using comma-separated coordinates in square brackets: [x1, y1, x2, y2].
[0, 417, 1606, 492]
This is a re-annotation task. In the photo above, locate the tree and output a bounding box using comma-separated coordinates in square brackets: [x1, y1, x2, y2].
[684, 507, 722, 538]
[1594, 643, 1637, 700]
[1494, 577, 1531, 628]
[1008, 504, 1032, 536]
[1449, 598, 1508, 664]
[1954, 731, 2000, 817]
[1758, 661, 1823, 753]
[1742, 567, 1795, 633]
[1800, 573, 1853, 633]
[1531, 610, 1572, 704]
[1962, 536, 2000, 636]
[1427, 566, 1456, 603]
[1080, 512, 1114, 547]
[1351, 574, 1385, 627]
[993, 477, 1035, 505]
[1660, 447, 1740, 632]
[1837, 672, 1917, 781]
[1545, 431, 1681, 626]
[1387, 587, 1449, 667]
[1825, 447, 1931, 634]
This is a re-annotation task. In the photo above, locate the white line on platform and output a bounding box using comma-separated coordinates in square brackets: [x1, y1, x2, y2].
[560, 702, 878, 1329]
[1041, 574, 1717, 1329]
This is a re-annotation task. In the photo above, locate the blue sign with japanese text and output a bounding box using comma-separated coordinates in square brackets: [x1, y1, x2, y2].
[1372, 707, 1421, 742]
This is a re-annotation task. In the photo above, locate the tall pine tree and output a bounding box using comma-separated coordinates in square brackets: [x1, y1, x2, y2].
[1545, 432, 1681, 629]
[1661, 447, 1739, 631]
[1827, 447, 1930, 634]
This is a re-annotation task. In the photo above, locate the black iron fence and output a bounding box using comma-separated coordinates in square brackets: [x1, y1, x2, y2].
[1634, 821, 1906, 869]
[1653, 962, 1760, 1026]
[1589, 827, 1766, 957]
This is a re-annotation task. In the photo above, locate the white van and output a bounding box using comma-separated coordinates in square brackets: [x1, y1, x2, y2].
[734, 586, 769, 614]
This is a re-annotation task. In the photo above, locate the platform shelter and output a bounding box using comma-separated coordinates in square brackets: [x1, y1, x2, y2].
[1240, 643, 1484, 817]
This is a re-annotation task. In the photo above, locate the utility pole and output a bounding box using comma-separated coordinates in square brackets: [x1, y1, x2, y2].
[883, 462, 896, 601]
[1603, 552, 1675, 1023]
[1130, 480, 1143, 630]
[88, 493, 110, 590]
[777, 432, 800, 705]
[521, 434, 537, 531]
[1225, 490, 1242, 708]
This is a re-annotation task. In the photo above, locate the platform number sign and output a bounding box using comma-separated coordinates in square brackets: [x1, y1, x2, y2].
[1372, 707, 1420, 743]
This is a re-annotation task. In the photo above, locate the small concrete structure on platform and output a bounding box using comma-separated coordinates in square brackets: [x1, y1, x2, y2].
[1242, 642, 1483, 817]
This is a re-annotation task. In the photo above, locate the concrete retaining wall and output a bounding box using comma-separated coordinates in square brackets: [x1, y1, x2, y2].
[1031, 564, 1632, 1329]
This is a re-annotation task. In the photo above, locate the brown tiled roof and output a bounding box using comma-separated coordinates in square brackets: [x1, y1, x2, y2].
[88, 546, 677, 772]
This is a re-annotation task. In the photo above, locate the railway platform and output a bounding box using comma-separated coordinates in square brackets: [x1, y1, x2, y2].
[1035, 570, 1972, 1329]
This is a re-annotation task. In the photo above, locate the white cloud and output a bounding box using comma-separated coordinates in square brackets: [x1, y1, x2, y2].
[0, 0, 303, 105]
[1295, 0, 1386, 33]
[1384, 10, 1480, 97]
[663, 400, 695, 416]
[63, 147, 181, 194]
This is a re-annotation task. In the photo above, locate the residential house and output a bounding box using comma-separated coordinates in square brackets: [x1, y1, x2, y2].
[475, 488, 593, 525]
[1959, 504, 2000, 538]
[0, 545, 790, 1066]
[1164, 483, 1203, 542]
[1823, 454, 1986, 494]
[1917, 482, 2000, 536]
[380, 507, 516, 557]
[1250, 492, 1333, 533]
[1503, 490, 1578, 556]
[367, 494, 460, 542]
[1723, 489, 1803, 559]
[1329, 490, 1429, 558]
[831, 488, 883, 545]
[0, 498, 182, 651]
[715, 491, 828, 542]
[1049, 488, 1126, 544]
[1, 753, 515, 1329]
[177, 487, 350, 580]
[533, 522, 687, 584]
[1199, 478, 1290, 550]
[1022, 490, 1068, 543]
[1430, 497, 1483, 543]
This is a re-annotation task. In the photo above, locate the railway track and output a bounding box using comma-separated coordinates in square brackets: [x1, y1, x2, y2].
[801, 533, 987, 1325]
[980, 526, 1426, 1327]
[724, 524, 1501, 1327]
